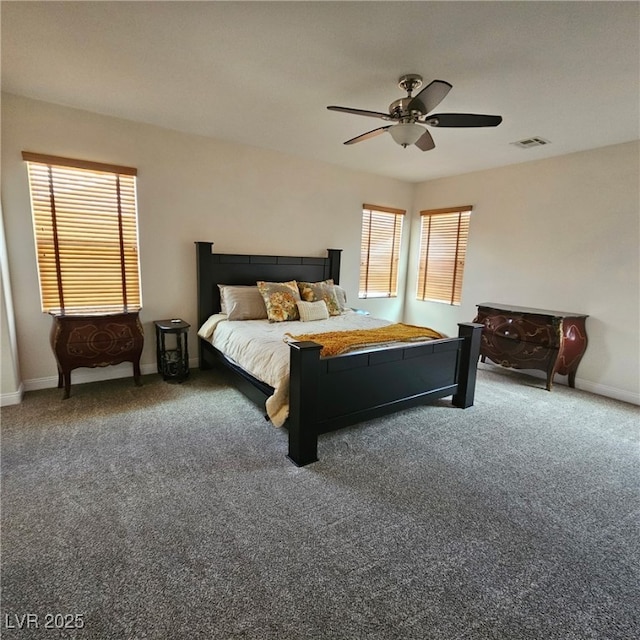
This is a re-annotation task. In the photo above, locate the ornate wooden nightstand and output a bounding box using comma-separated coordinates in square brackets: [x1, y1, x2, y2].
[50, 311, 144, 399]
[154, 319, 190, 382]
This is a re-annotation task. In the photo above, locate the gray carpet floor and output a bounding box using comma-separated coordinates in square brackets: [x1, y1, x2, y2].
[1, 365, 638, 639]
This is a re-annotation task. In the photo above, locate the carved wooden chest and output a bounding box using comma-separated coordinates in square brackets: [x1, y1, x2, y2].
[473, 303, 588, 390]
[50, 311, 144, 398]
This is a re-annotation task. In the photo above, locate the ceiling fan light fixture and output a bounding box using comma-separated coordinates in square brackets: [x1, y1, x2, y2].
[389, 123, 424, 147]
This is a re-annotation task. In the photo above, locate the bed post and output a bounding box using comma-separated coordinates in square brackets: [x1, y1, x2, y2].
[195, 241, 214, 369]
[327, 249, 342, 285]
[452, 323, 483, 408]
[287, 341, 323, 466]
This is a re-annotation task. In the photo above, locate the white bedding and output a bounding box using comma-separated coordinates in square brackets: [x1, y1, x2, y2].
[198, 310, 392, 427]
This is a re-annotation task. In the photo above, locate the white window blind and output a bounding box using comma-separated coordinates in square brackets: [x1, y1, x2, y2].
[417, 206, 472, 306]
[23, 152, 142, 314]
[359, 204, 405, 298]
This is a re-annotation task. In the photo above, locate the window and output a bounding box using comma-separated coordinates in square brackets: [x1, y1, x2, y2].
[23, 152, 141, 314]
[416, 206, 472, 305]
[359, 204, 405, 298]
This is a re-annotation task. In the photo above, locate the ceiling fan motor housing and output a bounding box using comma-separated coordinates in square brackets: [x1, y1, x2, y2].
[389, 97, 422, 120]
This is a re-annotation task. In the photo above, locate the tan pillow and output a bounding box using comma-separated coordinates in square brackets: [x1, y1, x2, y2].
[218, 285, 267, 320]
[257, 280, 301, 322]
[297, 280, 341, 316]
[296, 300, 329, 322]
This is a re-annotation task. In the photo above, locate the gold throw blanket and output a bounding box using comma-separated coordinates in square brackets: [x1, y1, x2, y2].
[286, 323, 446, 357]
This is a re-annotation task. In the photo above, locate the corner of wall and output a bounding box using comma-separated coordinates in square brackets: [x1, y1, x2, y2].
[1, 199, 23, 402]
[1, 382, 24, 407]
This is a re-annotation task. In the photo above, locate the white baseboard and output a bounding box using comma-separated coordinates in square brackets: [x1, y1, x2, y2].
[575, 379, 640, 406]
[1, 382, 24, 406]
[22, 359, 199, 394]
[478, 362, 639, 406]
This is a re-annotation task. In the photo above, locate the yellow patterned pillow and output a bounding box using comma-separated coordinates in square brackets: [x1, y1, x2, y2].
[257, 280, 301, 322]
[297, 280, 341, 316]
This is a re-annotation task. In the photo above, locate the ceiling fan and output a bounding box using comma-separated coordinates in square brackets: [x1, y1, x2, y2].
[327, 74, 502, 151]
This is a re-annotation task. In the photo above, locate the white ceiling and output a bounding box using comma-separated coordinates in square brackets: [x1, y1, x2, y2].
[2, 1, 639, 183]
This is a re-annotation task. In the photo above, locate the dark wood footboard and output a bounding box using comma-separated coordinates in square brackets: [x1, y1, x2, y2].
[287, 322, 483, 466]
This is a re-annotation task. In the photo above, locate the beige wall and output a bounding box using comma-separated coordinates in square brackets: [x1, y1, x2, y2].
[1, 94, 412, 394]
[2, 94, 638, 404]
[404, 141, 640, 403]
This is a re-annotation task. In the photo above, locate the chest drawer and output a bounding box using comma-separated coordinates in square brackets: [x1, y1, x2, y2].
[475, 309, 561, 348]
[64, 321, 142, 359]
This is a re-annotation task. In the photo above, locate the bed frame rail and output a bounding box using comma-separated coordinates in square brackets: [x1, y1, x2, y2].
[287, 323, 482, 466]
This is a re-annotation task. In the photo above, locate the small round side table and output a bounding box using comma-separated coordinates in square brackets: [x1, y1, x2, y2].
[154, 319, 190, 382]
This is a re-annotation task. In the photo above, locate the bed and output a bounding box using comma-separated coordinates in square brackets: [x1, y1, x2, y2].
[196, 242, 483, 466]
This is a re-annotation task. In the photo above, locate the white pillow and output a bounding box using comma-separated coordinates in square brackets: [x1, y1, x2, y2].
[334, 285, 347, 311]
[296, 300, 329, 322]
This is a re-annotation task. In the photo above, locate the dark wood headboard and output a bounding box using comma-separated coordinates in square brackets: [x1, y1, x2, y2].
[195, 242, 342, 329]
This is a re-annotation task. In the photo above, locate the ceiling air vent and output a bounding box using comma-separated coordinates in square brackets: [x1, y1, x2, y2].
[511, 136, 551, 149]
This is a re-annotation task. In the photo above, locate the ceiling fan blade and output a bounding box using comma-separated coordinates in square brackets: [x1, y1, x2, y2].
[427, 113, 503, 127]
[407, 79, 452, 115]
[344, 126, 392, 145]
[415, 129, 436, 151]
[327, 106, 390, 120]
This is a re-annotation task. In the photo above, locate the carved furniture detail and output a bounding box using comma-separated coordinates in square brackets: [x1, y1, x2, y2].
[473, 303, 588, 391]
[50, 311, 144, 398]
